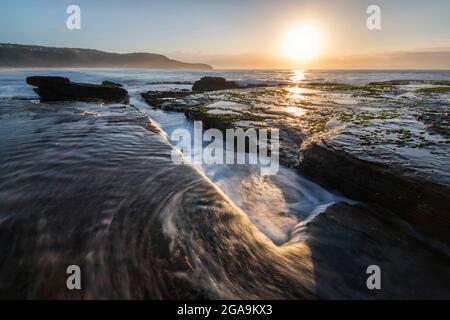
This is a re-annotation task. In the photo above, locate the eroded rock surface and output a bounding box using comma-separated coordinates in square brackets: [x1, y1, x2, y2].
[192, 76, 240, 92]
[141, 79, 450, 242]
[1, 98, 449, 299]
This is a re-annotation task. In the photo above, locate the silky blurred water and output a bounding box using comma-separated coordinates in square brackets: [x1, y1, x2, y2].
[0, 69, 449, 299]
[0, 69, 357, 244]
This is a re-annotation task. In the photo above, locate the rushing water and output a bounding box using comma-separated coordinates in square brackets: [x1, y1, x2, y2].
[0, 69, 449, 299]
[133, 101, 347, 244]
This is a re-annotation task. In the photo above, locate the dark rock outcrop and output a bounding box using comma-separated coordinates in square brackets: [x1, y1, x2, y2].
[368, 79, 450, 86]
[27, 76, 129, 103]
[192, 77, 240, 92]
[298, 141, 450, 242]
[101, 80, 123, 87]
[299, 202, 450, 299]
[141, 90, 197, 111]
[141, 90, 192, 108]
[26, 76, 70, 88]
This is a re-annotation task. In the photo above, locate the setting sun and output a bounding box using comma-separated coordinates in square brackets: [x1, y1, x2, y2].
[282, 24, 321, 62]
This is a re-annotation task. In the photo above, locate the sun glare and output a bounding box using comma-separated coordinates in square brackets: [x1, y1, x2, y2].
[282, 24, 320, 62]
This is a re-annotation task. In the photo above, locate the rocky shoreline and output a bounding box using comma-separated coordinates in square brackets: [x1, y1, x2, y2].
[2, 74, 448, 298]
[25, 75, 450, 243]
[3, 84, 450, 299]
[299, 141, 450, 242]
[141, 77, 450, 244]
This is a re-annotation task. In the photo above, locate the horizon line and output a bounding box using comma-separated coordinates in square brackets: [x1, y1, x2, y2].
[2, 42, 450, 70]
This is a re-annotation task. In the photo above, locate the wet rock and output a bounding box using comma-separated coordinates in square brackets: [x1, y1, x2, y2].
[298, 141, 450, 242]
[416, 108, 450, 137]
[185, 104, 265, 132]
[416, 86, 450, 94]
[297, 202, 450, 299]
[141, 90, 196, 111]
[186, 105, 236, 131]
[26, 76, 128, 103]
[368, 79, 450, 86]
[101, 80, 123, 87]
[27, 76, 70, 88]
[140, 83, 450, 243]
[192, 76, 240, 92]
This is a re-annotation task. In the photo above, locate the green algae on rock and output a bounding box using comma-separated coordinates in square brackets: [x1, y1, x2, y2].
[416, 86, 450, 94]
[141, 78, 450, 243]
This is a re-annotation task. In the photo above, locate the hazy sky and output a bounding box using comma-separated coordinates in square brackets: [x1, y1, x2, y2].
[0, 0, 449, 68]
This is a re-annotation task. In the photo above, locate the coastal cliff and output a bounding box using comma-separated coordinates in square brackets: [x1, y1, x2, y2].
[0, 43, 213, 70]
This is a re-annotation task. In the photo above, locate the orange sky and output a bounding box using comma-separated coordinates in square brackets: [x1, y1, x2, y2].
[166, 48, 450, 70]
[1, 0, 449, 69]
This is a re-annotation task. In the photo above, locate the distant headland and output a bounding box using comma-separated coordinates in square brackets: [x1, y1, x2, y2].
[0, 43, 213, 70]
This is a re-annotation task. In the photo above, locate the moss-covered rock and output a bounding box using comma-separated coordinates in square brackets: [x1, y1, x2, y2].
[192, 77, 240, 92]
[141, 90, 194, 109]
[416, 86, 450, 94]
[186, 104, 265, 131]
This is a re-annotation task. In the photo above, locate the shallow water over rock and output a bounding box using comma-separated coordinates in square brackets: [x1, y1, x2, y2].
[1, 69, 449, 299]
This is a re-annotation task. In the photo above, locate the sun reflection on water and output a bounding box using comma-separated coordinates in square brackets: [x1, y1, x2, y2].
[287, 106, 305, 117]
[286, 87, 310, 95]
[291, 69, 305, 82]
